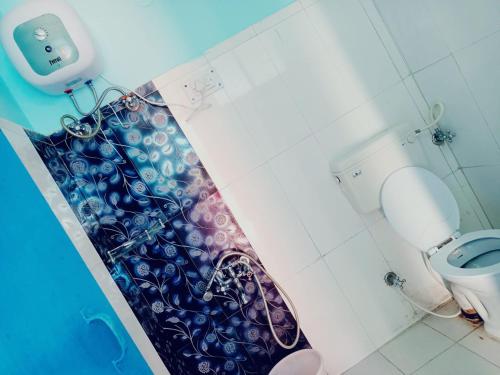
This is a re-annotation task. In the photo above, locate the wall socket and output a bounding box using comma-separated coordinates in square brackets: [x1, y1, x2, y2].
[183, 68, 224, 104]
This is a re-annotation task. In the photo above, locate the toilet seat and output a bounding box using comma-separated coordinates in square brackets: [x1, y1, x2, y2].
[381, 167, 500, 279]
[381, 167, 460, 251]
[430, 230, 500, 279]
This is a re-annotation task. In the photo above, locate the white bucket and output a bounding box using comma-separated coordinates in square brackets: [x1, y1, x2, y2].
[269, 349, 326, 375]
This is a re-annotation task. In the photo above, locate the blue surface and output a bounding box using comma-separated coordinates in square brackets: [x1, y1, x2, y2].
[0, 0, 294, 135]
[0, 132, 152, 375]
[0, 76, 30, 128]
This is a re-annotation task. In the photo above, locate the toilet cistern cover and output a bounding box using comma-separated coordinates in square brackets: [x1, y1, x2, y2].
[381, 167, 460, 251]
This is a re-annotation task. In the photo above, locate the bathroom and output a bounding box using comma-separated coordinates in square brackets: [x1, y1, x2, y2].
[1, 0, 500, 374]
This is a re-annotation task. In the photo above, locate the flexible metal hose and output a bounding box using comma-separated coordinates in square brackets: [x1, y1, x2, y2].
[60, 83, 133, 139]
[204, 251, 301, 350]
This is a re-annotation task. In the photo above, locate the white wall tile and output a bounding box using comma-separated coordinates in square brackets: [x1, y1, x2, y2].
[324, 231, 416, 347]
[210, 37, 312, 160]
[258, 11, 363, 132]
[315, 82, 426, 161]
[379, 323, 453, 374]
[298, 0, 319, 8]
[158, 70, 266, 189]
[253, 1, 303, 34]
[359, 0, 410, 79]
[443, 173, 485, 233]
[258, 6, 398, 132]
[204, 26, 256, 61]
[368, 218, 450, 306]
[270, 136, 365, 254]
[374, 0, 450, 72]
[285, 259, 375, 374]
[425, 0, 500, 51]
[414, 57, 500, 167]
[220, 165, 320, 283]
[414, 344, 500, 375]
[376, 0, 500, 73]
[306, 0, 400, 96]
[452, 169, 492, 229]
[463, 166, 500, 228]
[455, 32, 500, 146]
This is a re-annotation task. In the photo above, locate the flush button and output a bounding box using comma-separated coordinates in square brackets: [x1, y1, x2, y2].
[33, 27, 48, 41]
[352, 169, 362, 178]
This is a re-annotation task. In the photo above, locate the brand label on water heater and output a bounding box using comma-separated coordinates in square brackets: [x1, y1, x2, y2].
[14, 13, 79, 76]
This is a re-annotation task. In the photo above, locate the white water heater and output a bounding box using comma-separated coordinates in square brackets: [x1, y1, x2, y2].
[0, 0, 102, 95]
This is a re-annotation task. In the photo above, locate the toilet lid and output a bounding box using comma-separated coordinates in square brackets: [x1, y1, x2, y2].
[381, 167, 460, 251]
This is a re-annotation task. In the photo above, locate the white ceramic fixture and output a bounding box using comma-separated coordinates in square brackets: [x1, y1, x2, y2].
[331, 126, 500, 339]
[0, 0, 102, 94]
[269, 349, 326, 375]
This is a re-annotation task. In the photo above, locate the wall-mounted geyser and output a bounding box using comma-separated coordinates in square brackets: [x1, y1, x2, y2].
[0, 0, 167, 139]
[0, 0, 102, 94]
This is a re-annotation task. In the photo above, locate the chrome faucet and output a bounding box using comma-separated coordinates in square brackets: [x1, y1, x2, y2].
[203, 250, 302, 350]
[203, 250, 254, 305]
[432, 128, 456, 145]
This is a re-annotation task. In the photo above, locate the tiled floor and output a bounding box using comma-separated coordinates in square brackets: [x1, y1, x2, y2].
[344, 301, 500, 374]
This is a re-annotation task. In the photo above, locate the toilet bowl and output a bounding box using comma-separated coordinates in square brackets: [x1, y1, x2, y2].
[269, 349, 326, 375]
[381, 166, 500, 339]
[330, 126, 500, 339]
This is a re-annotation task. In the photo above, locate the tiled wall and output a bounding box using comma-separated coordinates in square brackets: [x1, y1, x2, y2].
[374, 0, 500, 228]
[146, 1, 494, 373]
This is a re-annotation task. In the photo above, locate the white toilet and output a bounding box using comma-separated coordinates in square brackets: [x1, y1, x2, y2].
[331, 125, 500, 339]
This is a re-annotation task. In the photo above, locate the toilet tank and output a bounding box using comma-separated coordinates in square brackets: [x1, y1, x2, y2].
[330, 125, 429, 213]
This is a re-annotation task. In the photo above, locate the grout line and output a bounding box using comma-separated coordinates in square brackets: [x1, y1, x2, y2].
[310, 78, 404, 138]
[408, 343, 456, 375]
[377, 349, 407, 375]
[358, 0, 410, 81]
[320, 227, 367, 257]
[410, 54, 452, 76]
[252, 1, 304, 35]
[320, 256, 381, 349]
[451, 53, 500, 151]
[451, 27, 500, 55]
[456, 342, 500, 370]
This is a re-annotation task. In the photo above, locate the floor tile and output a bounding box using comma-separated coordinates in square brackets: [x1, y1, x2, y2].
[423, 301, 479, 341]
[379, 323, 454, 374]
[460, 326, 500, 367]
[344, 351, 402, 375]
[413, 344, 500, 375]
